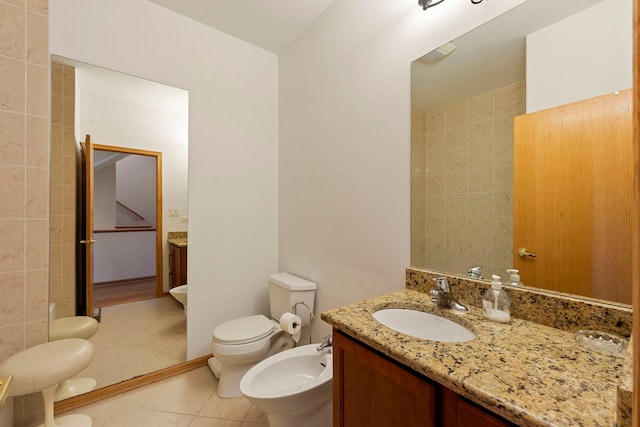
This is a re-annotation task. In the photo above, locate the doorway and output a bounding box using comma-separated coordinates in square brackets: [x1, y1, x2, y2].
[77, 136, 163, 316]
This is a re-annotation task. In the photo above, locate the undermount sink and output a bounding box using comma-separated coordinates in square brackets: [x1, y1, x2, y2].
[372, 309, 476, 343]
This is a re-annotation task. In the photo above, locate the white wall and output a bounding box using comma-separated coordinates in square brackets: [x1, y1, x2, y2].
[93, 231, 156, 282]
[279, 0, 528, 341]
[526, 0, 632, 112]
[94, 164, 116, 229]
[117, 154, 157, 227]
[51, 0, 279, 359]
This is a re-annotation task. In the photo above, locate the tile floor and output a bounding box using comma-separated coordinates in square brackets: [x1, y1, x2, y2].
[69, 366, 268, 426]
[75, 296, 187, 389]
[57, 296, 268, 426]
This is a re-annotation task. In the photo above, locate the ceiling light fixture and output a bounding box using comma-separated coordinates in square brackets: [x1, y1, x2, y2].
[419, 0, 484, 11]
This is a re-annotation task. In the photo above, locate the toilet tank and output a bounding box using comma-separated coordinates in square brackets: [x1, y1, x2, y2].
[269, 273, 317, 326]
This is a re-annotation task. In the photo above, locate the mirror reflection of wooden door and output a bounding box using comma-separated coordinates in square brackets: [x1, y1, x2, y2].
[81, 135, 96, 316]
[513, 90, 632, 304]
[78, 135, 163, 317]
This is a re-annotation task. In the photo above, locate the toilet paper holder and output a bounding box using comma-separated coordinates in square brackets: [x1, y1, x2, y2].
[289, 301, 315, 325]
[288, 302, 315, 344]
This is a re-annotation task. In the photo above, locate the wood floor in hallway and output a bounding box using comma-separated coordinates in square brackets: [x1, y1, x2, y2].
[93, 276, 157, 308]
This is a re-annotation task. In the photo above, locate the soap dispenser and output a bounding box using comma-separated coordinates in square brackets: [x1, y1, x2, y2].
[506, 269, 521, 286]
[482, 275, 511, 323]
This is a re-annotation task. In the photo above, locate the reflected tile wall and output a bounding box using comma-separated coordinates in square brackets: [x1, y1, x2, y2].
[0, 0, 50, 425]
[50, 62, 76, 318]
[410, 109, 426, 266]
[411, 82, 524, 277]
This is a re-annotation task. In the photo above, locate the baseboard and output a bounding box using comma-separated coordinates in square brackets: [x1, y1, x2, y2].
[93, 276, 156, 287]
[55, 355, 210, 414]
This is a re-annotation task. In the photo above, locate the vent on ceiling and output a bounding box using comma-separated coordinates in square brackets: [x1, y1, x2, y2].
[418, 42, 456, 65]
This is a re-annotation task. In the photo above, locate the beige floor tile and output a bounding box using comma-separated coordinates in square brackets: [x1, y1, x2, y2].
[154, 372, 219, 414]
[134, 410, 194, 427]
[68, 296, 187, 390]
[68, 366, 276, 427]
[198, 393, 251, 421]
[189, 418, 243, 427]
[244, 405, 268, 424]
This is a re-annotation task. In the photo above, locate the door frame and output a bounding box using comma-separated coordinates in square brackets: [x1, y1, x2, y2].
[78, 136, 163, 316]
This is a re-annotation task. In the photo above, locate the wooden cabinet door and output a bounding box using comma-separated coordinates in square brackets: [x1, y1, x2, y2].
[179, 246, 188, 285]
[169, 244, 187, 287]
[333, 330, 436, 427]
[169, 247, 175, 287]
[456, 400, 512, 427]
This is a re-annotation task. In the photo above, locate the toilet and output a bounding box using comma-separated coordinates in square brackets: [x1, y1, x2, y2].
[211, 272, 316, 398]
[48, 303, 99, 401]
[48, 303, 99, 341]
[0, 338, 94, 427]
[240, 343, 333, 427]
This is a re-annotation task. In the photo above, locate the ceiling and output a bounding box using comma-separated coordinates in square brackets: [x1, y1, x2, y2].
[411, 0, 604, 112]
[147, 0, 338, 54]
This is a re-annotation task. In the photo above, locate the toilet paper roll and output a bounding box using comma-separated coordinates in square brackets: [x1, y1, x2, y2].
[279, 312, 302, 343]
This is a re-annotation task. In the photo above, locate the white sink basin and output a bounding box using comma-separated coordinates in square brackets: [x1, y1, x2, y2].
[372, 309, 475, 343]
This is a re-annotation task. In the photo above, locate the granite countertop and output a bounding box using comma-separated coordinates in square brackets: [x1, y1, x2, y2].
[321, 289, 624, 427]
[167, 231, 188, 247]
[168, 238, 188, 247]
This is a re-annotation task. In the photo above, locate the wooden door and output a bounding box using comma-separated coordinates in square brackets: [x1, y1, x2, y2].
[80, 137, 164, 315]
[82, 135, 97, 316]
[513, 89, 632, 304]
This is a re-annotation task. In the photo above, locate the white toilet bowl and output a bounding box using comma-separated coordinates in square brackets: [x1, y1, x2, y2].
[48, 303, 99, 402]
[240, 343, 333, 427]
[211, 315, 294, 398]
[169, 284, 188, 315]
[0, 338, 95, 427]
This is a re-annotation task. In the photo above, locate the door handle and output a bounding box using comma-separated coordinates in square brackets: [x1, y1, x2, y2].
[80, 239, 98, 244]
[518, 247, 536, 258]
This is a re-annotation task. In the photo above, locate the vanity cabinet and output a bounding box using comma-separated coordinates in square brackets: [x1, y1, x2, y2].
[169, 243, 187, 287]
[440, 387, 513, 427]
[333, 329, 436, 427]
[333, 330, 515, 427]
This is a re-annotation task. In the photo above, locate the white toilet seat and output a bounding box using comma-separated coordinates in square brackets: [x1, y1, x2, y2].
[213, 315, 275, 345]
[212, 316, 282, 359]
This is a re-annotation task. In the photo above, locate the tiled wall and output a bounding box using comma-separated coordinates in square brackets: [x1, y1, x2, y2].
[411, 82, 524, 278]
[0, 0, 50, 424]
[50, 62, 76, 318]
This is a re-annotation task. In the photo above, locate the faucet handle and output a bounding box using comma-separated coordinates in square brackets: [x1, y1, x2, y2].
[433, 277, 450, 292]
[316, 335, 333, 352]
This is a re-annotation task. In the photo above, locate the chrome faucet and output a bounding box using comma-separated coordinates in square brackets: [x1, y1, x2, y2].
[430, 277, 468, 312]
[467, 266, 483, 279]
[316, 335, 333, 352]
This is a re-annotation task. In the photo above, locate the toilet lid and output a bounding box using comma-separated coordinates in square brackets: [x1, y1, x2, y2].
[213, 314, 275, 345]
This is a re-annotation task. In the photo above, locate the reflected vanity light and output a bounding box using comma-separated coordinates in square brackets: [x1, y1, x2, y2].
[418, 0, 484, 11]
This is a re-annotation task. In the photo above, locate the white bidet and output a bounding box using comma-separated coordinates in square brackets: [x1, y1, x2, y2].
[240, 343, 333, 427]
[169, 284, 188, 315]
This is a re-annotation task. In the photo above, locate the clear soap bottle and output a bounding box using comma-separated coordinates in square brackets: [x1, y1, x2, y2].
[482, 275, 511, 323]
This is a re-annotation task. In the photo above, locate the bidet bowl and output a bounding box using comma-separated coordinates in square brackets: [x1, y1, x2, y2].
[240, 343, 333, 419]
[372, 308, 476, 342]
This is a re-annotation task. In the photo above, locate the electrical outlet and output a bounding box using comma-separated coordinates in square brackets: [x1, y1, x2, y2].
[169, 208, 179, 217]
[180, 216, 188, 223]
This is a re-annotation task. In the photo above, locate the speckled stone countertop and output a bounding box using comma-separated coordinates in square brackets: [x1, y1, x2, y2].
[321, 288, 626, 427]
[167, 231, 187, 247]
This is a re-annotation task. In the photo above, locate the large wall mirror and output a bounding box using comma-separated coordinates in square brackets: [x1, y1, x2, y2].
[49, 56, 190, 396]
[410, 0, 632, 305]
